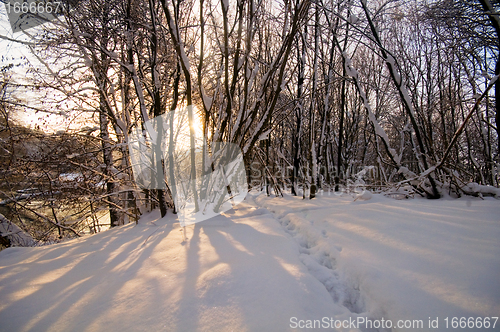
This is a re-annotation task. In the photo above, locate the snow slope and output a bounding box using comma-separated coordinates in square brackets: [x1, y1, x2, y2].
[255, 193, 500, 331]
[0, 200, 349, 332]
[0, 193, 499, 331]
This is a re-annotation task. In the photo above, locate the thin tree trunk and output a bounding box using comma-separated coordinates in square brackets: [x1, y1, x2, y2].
[99, 3, 120, 226]
[309, 5, 320, 199]
[292, 30, 306, 196]
[160, 0, 200, 212]
[149, 0, 168, 217]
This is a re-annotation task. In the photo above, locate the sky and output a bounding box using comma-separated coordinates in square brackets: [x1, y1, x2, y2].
[0, 3, 85, 133]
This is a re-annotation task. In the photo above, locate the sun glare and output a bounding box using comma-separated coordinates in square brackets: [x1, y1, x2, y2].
[191, 106, 205, 139]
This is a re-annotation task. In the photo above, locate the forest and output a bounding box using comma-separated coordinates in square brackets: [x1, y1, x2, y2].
[0, 0, 499, 245]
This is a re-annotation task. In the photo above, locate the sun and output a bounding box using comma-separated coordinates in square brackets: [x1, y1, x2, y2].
[190, 105, 205, 140]
[164, 104, 205, 151]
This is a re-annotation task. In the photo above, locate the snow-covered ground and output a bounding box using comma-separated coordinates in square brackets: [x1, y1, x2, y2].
[255, 193, 500, 331]
[0, 192, 499, 331]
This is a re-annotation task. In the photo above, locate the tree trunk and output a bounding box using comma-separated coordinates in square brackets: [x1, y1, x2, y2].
[149, 0, 168, 217]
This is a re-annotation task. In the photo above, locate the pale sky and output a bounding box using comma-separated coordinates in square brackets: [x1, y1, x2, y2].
[0, 4, 86, 133]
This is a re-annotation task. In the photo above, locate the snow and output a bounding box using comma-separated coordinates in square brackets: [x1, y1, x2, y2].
[0, 200, 345, 332]
[257, 128, 272, 141]
[353, 190, 372, 201]
[347, 14, 359, 24]
[200, 85, 213, 111]
[0, 214, 36, 247]
[400, 87, 417, 117]
[489, 75, 499, 88]
[386, 54, 401, 86]
[59, 172, 84, 182]
[256, 193, 500, 330]
[462, 182, 500, 197]
[0, 193, 499, 331]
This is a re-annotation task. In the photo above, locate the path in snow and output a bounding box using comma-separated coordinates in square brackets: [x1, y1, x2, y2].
[254, 192, 500, 331]
[0, 199, 357, 332]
